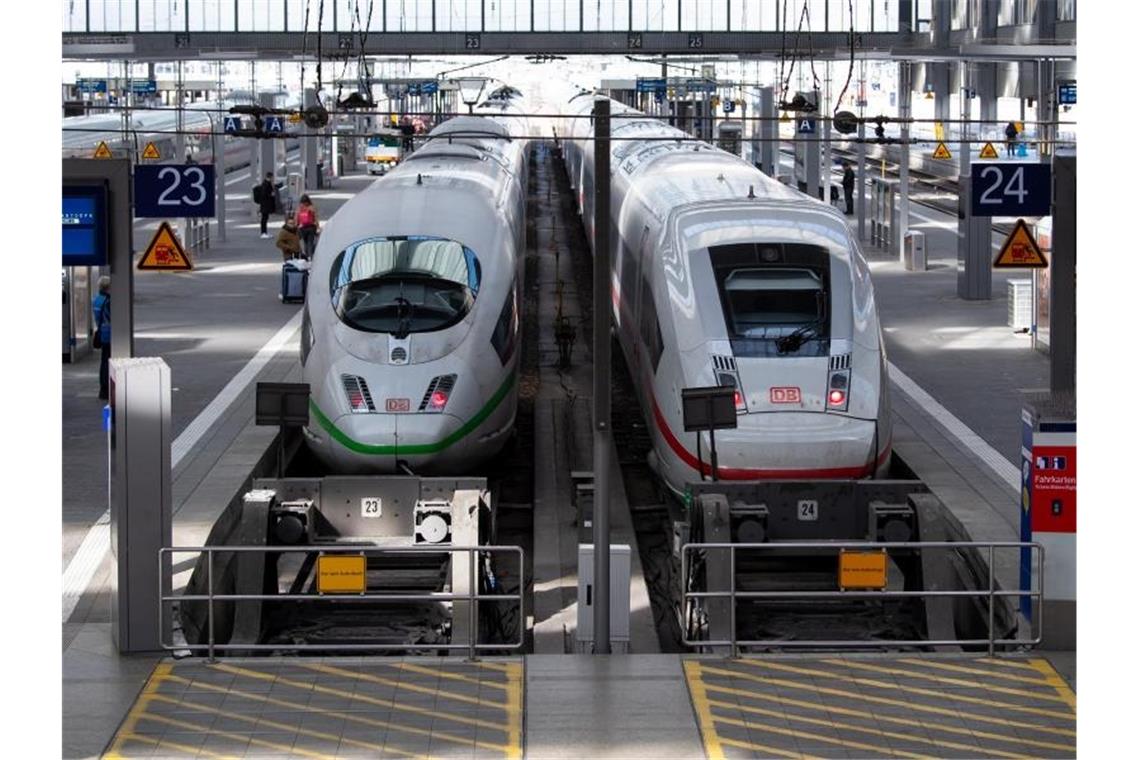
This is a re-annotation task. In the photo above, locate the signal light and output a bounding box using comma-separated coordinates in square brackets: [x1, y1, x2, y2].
[428, 389, 449, 412]
[827, 369, 851, 412]
[828, 389, 847, 407]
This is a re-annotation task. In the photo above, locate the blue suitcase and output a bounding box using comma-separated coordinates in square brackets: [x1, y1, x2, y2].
[281, 261, 308, 303]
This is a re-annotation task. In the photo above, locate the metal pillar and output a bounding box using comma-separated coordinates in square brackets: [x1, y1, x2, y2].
[1051, 154, 1076, 394]
[592, 97, 612, 655]
[303, 88, 319, 191]
[897, 61, 911, 262]
[757, 86, 776, 176]
[857, 61, 867, 240]
[957, 64, 991, 300]
[258, 91, 276, 181]
[796, 91, 820, 199]
[822, 63, 832, 208]
[215, 63, 226, 242]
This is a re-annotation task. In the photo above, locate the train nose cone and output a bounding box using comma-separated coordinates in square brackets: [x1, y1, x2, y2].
[712, 413, 878, 478]
[391, 413, 467, 471]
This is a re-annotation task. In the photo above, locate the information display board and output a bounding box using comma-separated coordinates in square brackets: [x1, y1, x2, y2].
[62, 183, 109, 266]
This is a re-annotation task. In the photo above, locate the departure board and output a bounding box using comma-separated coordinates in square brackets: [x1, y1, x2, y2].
[62, 184, 108, 266]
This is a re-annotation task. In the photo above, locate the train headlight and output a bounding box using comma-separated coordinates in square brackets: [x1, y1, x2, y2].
[420, 374, 457, 413]
[717, 371, 747, 413]
[827, 369, 850, 412]
[342, 374, 375, 413]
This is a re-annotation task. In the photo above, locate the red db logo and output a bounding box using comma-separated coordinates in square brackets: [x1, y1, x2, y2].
[385, 398, 410, 412]
[769, 387, 802, 404]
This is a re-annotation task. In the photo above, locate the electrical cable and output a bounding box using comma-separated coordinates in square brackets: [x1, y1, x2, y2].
[299, 0, 311, 99]
[833, 0, 856, 116]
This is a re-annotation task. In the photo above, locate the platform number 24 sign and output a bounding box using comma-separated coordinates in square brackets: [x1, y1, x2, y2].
[970, 163, 1050, 217]
[797, 500, 819, 521]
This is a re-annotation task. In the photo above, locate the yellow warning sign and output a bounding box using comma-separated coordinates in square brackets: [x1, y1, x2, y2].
[317, 554, 367, 594]
[934, 122, 945, 141]
[993, 218, 1048, 269]
[979, 142, 999, 159]
[138, 221, 193, 271]
[288, 112, 303, 124]
[93, 141, 113, 159]
[839, 550, 888, 590]
[932, 142, 952, 160]
[141, 141, 161, 160]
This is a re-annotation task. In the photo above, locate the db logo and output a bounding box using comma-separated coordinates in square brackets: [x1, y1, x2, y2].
[385, 398, 410, 412]
[769, 387, 802, 404]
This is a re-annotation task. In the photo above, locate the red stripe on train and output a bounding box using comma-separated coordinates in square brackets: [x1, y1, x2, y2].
[650, 391, 889, 480]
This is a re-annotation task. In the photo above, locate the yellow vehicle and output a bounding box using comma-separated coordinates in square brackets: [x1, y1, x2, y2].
[365, 129, 403, 175]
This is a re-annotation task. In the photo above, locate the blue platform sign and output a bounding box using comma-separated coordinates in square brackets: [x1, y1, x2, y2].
[970, 162, 1051, 217]
[223, 116, 241, 134]
[264, 116, 285, 134]
[76, 78, 108, 94]
[407, 80, 439, 96]
[796, 118, 816, 135]
[636, 77, 667, 94]
[62, 184, 109, 266]
[130, 79, 158, 94]
[134, 164, 216, 218]
[1058, 82, 1077, 106]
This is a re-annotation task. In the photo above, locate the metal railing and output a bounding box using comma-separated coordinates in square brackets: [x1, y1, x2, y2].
[681, 540, 1043, 656]
[183, 217, 210, 253]
[160, 543, 524, 661]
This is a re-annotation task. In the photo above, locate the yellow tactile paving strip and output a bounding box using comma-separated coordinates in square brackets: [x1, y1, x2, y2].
[104, 658, 524, 759]
[684, 656, 1076, 760]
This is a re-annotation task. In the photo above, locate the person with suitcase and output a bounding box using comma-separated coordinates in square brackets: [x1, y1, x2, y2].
[296, 195, 320, 258]
[275, 214, 302, 260]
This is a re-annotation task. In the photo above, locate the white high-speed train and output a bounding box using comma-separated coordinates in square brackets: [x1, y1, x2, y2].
[561, 92, 892, 497]
[62, 100, 298, 168]
[300, 88, 530, 474]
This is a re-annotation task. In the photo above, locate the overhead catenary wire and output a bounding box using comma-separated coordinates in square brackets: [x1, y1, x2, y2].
[833, 0, 857, 117]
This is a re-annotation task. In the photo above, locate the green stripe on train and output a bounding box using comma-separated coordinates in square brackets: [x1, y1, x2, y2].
[308, 372, 517, 456]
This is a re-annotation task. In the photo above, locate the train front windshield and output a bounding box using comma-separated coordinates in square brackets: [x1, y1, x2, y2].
[330, 236, 481, 338]
[710, 243, 831, 357]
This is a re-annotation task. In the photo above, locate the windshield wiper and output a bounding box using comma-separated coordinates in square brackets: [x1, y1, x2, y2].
[393, 295, 415, 340]
[775, 318, 825, 355]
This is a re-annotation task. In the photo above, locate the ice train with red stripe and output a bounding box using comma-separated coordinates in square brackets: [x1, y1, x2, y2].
[560, 93, 892, 498]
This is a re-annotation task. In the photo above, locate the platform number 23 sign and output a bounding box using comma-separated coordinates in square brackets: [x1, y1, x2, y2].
[361, 498, 382, 518]
[134, 164, 216, 218]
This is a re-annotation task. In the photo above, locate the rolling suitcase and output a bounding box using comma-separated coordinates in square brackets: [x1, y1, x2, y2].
[281, 260, 308, 303]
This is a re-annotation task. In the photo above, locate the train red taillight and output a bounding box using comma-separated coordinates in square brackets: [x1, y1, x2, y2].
[827, 369, 850, 412]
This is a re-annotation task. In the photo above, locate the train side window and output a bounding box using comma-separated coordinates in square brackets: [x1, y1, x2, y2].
[639, 277, 663, 372]
[490, 278, 518, 365]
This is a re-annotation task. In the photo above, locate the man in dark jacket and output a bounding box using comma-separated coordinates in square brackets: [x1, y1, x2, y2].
[92, 277, 111, 400]
[841, 161, 856, 216]
[256, 172, 276, 238]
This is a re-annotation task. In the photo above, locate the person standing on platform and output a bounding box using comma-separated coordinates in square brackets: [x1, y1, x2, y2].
[842, 161, 856, 216]
[92, 277, 111, 400]
[297, 195, 321, 258]
[256, 172, 276, 239]
[1005, 121, 1018, 157]
[276, 214, 302, 260]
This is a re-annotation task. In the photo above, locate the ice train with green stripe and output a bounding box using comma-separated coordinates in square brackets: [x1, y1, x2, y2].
[301, 92, 529, 475]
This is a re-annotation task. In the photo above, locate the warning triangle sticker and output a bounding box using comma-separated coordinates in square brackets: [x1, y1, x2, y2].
[138, 221, 193, 271]
[932, 142, 952, 160]
[993, 219, 1048, 269]
[979, 142, 999, 159]
[141, 141, 161, 160]
[93, 141, 113, 159]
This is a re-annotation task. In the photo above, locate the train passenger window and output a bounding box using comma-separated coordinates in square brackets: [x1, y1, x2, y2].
[329, 236, 481, 337]
[639, 277, 664, 372]
[490, 278, 518, 365]
[709, 243, 831, 357]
